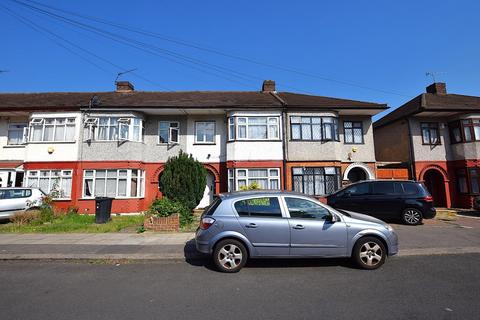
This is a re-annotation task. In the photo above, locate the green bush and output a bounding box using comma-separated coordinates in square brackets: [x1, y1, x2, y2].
[159, 150, 207, 211]
[147, 197, 193, 227]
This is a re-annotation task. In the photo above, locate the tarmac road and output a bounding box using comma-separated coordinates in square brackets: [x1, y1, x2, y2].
[0, 253, 479, 320]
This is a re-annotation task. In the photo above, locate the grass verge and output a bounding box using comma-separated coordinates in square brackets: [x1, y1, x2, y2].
[0, 214, 144, 233]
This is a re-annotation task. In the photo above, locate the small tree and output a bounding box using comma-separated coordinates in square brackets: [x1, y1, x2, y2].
[159, 151, 207, 211]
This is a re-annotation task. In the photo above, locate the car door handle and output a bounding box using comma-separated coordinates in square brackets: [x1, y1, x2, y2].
[245, 223, 258, 228]
[293, 224, 305, 230]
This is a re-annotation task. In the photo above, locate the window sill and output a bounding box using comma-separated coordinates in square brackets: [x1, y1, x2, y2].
[86, 140, 144, 144]
[3, 145, 26, 148]
[52, 198, 72, 201]
[226, 139, 282, 143]
[193, 142, 216, 145]
[289, 140, 340, 143]
[79, 197, 145, 200]
[27, 141, 76, 144]
[344, 142, 365, 145]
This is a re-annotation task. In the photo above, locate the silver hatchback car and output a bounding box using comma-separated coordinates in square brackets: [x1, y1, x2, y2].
[0, 188, 44, 219]
[196, 191, 398, 272]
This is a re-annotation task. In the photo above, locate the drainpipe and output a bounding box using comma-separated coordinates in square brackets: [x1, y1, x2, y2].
[406, 118, 417, 180]
[270, 92, 288, 190]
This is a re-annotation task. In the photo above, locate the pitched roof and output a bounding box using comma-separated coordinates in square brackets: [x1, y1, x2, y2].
[0, 90, 387, 111]
[374, 92, 480, 128]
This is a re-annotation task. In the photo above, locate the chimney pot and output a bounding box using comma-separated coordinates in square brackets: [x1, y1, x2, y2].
[116, 81, 134, 92]
[426, 82, 446, 95]
[262, 80, 276, 92]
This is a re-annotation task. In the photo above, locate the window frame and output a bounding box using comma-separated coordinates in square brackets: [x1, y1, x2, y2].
[7, 122, 28, 145]
[291, 166, 341, 196]
[420, 122, 441, 145]
[468, 167, 480, 195]
[82, 169, 145, 199]
[194, 121, 216, 144]
[24, 169, 73, 199]
[227, 116, 280, 141]
[456, 169, 469, 194]
[158, 121, 179, 144]
[91, 117, 143, 142]
[227, 168, 281, 192]
[28, 117, 76, 143]
[343, 120, 364, 144]
[290, 116, 340, 142]
[449, 119, 480, 144]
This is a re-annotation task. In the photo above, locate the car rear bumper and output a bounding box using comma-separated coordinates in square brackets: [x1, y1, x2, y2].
[423, 207, 436, 219]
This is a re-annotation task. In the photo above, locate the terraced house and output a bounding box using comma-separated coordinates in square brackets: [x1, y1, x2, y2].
[0, 80, 386, 213]
[374, 82, 480, 209]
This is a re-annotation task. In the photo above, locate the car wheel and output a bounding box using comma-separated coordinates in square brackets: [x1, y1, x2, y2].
[401, 208, 423, 225]
[213, 239, 247, 273]
[352, 237, 386, 270]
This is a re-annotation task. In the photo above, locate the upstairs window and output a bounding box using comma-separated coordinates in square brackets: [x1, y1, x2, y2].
[7, 123, 27, 145]
[290, 116, 339, 141]
[92, 117, 143, 142]
[228, 116, 280, 141]
[158, 121, 179, 144]
[29, 118, 76, 142]
[449, 119, 480, 143]
[421, 122, 441, 145]
[195, 121, 215, 144]
[344, 121, 364, 144]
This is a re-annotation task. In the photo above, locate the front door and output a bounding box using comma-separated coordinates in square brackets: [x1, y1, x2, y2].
[235, 196, 290, 256]
[196, 172, 215, 209]
[284, 197, 348, 257]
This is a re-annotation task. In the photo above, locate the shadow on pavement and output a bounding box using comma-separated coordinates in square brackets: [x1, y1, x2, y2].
[183, 239, 355, 271]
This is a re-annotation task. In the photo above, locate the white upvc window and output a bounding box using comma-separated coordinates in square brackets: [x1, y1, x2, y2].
[228, 168, 280, 191]
[29, 117, 76, 142]
[93, 117, 143, 142]
[195, 121, 215, 144]
[158, 121, 179, 144]
[25, 170, 73, 199]
[229, 116, 280, 140]
[7, 123, 28, 145]
[82, 169, 145, 198]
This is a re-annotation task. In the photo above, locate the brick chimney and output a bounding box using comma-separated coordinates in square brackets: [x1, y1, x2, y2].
[426, 82, 447, 95]
[262, 80, 276, 92]
[115, 81, 134, 92]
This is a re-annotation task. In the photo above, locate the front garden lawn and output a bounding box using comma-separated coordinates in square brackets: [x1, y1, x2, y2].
[0, 214, 144, 233]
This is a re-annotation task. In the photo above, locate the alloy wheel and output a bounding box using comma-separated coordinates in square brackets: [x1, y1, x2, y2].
[217, 244, 243, 270]
[359, 242, 383, 267]
[403, 209, 421, 225]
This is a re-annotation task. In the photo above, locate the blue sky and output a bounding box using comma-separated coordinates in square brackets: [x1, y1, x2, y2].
[1, 0, 479, 120]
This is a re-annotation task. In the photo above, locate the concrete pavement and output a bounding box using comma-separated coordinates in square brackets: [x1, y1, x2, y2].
[0, 216, 480, 260]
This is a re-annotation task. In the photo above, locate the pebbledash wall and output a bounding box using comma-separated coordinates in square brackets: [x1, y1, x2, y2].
[0, 80, 388, 213]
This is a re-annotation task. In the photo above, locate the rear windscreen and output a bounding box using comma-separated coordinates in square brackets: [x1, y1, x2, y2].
[202, 197, 222, 217]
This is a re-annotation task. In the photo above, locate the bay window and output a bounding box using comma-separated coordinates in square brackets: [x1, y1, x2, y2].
[227, 168, 280, 191]
[292, 167, 341, 196]
[29, 117, 76, 142]
[449, 119, 480, 143]
[290, 116, 339, 141]
[228, 116, 280, 140]
[83, 169, 145, 198]
[25, 170, 72, 199]
[92, 117, 143, 142]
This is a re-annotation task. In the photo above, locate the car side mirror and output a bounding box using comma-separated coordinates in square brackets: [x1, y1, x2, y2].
[325, 214, 337, 223]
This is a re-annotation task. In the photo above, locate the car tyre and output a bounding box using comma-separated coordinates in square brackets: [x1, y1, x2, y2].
[352, 237, 386, 270]
[213, 239, 247, 273]
[401, 208, 423, 225]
